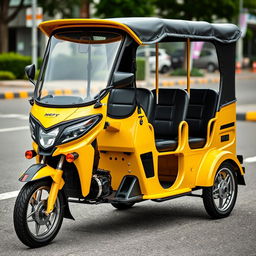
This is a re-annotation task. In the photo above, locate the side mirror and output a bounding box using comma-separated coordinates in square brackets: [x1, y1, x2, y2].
[25, 64, 36, 85]
[112, 72, 134, 88]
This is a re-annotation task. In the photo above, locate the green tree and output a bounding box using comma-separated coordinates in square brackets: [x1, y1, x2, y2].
[155, 0, 238, 22]
[95, 0, 155, 18]
[39, 0, 81, 18]
[155, 0, 256, 22]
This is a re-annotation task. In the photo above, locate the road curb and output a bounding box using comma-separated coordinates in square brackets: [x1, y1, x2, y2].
[160, 77, 219, 87]
[0, 91, 34, 99]
[237, 112, 256, 122]
[0, 89, 86, 100]
[0, 77, 220, 100]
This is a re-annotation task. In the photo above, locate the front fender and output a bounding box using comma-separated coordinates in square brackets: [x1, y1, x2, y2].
[19, 164, 74, 220]
[19, 164, 65, 189]
[195, 150, 244, 187]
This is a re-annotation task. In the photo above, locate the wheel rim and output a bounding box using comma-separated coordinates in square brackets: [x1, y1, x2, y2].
[212, 167, 235, 212]
[26, 186, 61, 240]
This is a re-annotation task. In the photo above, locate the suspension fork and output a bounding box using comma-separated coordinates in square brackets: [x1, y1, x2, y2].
[45, 155, 65, 215]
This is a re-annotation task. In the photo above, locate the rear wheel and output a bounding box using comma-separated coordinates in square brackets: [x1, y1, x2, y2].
[202, 163, 238, 219]
[111, 202, 135, 210]
[13, 179, 64, 248]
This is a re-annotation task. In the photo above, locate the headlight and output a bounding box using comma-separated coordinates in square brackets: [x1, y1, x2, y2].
[59, 116, 99, 144]
[39, 127, 59, 149]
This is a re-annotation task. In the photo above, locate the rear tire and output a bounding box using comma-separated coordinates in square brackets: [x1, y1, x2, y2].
[202, 163, 238, 219]
[111, 202, 135, 210]
[13, 179, 64, 248]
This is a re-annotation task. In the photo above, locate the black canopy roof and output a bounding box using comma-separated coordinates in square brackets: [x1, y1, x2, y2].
[109, 17, 241, 44]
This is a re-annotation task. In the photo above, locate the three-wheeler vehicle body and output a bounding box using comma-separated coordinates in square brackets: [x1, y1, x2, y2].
[13, 17, 245, 248]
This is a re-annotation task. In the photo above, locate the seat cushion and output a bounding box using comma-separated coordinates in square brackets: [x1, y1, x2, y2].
[189, 137, 206, 149]
[155, 139, 178, 152]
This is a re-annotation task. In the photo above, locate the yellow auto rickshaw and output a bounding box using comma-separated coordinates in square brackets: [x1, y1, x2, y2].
[13, 17, 245, 248]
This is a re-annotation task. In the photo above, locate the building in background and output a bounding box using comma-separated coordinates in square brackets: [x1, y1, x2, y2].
[8, 0, 49, 57]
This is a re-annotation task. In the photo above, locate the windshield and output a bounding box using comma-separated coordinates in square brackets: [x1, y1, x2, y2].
[36, 30, 122, 105]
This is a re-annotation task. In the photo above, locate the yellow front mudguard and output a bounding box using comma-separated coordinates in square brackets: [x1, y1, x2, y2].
[19, 164, 74, 218]
[19, 164, 65, 189]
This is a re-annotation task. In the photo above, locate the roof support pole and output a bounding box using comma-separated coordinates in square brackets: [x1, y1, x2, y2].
[186, 38, 191, 94]
[155, 43, 159, 104]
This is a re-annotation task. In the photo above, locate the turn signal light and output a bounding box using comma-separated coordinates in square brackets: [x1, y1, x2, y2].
[25, 150, 37, 159]
[66, 152, 79, 163]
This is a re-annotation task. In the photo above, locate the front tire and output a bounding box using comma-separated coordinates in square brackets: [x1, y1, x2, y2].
[202, 163, 238, 219]
[13, 179, 64, 248]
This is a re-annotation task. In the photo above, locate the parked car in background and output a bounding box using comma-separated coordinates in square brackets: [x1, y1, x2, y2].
[193, 48, 218, 72]
[136, 48, 171, 73]
[170, 49, 184, 69]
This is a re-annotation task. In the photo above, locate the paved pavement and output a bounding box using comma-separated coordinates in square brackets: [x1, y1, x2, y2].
[0, 78, 255, 255]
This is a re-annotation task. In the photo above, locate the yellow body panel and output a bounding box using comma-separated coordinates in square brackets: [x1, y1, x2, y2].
[97, 101, 243, 199]
[30, 95, 109, 197]
[29, 90, 243, 201]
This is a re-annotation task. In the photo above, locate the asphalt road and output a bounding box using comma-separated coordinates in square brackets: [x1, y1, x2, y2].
[0, 79, 255, 256]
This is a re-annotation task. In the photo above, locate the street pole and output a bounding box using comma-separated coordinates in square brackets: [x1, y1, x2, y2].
[237, 0, 243, 64]
[32, 0, 37, 70]
[145, 45, 150, 87]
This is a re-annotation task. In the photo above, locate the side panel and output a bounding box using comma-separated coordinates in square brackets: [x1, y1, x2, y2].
[55, 143, 95, 197]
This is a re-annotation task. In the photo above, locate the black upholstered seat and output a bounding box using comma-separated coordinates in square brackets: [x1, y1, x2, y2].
[154, 139, 178, 151]
[107, 88, 154, 120]
[152, 89, 189, 152]
[136, 88, 154, 122]
[186, 89, 218, 149]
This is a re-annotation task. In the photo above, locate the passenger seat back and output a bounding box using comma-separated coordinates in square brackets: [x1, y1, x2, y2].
[107, 88, 154, 120]
[152, 89, 189, 139]
[186, 89, 218, 138]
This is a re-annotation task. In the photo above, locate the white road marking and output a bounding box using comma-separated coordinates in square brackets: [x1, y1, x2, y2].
[0, 114, 28, 120]
[0, 126, 29, 133]
[0, 190, 19, 201]
[244, 156, 256, 163]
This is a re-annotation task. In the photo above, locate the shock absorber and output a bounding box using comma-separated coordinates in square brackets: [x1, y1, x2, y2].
[45, 155, 65, 215]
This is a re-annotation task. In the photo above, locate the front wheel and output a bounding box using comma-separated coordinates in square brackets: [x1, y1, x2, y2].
[202, 163, 238, 219]
[13, 179, 64, 248]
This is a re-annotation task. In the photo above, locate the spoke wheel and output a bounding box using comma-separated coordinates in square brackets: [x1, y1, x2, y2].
[203, 163, 238, 219]
[13, 180, 64, 248]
